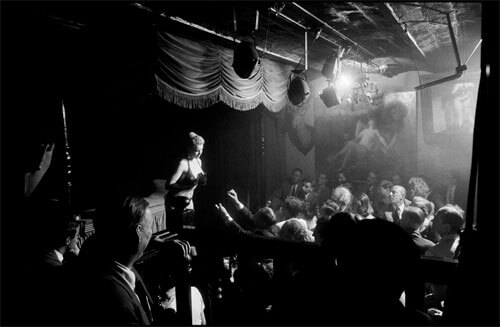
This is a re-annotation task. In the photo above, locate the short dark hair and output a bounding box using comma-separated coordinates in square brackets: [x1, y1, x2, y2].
[254, 207, 277, 229]
[401, 206, 425, 231]
[292, 168, 304, 175]
[284, 196, 306, 217]
[436, 205, 464, 234]
[98, 195, 149, 237]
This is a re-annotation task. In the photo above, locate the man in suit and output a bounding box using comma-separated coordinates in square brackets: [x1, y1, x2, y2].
[385, 185, 411, 224]
[269, 168, 305, 210]
[400, 206, 435, 255]
[81, 195, 155, 325]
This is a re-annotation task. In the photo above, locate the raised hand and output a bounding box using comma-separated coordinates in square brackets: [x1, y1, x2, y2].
[227, 189, 238, 202]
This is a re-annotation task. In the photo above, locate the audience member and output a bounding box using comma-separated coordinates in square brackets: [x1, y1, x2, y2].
[400, 206, 436, 255]
[392, 173, 403, 187]
[425, 205, 464, 259]
[269, 168, 304, 210]
[372, 180, 394, 218]
[408, 176, 431, 201]
[79, 195, 156, 325]
[331, 186, 353, 212]
[278, 218, 314, 242]
[314, 173, 332, 209]
[352, 192, 375, 219]
[219, 190, 279, 238]
[313, 201, 340, 244]
[385, 185, 411, 223]
[412, 196, 439, 243]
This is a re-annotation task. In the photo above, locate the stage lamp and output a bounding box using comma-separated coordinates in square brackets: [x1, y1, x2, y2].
[321, 53, 338, 81]
[320, 86, 339, 108]
[233, 38, 260, 79]
[287, 74, 310, 106]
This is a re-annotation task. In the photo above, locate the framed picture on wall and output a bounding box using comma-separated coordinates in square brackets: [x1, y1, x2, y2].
[420, 72, 480, 149]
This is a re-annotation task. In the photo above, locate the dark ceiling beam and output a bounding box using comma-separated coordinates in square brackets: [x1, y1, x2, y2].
[290, 2, 377, 60]
[384, 3, 427, 59]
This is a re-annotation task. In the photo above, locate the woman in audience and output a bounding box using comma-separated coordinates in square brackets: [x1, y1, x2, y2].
[165, 131, 206, 232]
[408, 176, 431, 201]
[352, 192, 375, 219]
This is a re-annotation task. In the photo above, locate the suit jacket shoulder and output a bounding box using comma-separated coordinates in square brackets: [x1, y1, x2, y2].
[89, 268, 151, 325]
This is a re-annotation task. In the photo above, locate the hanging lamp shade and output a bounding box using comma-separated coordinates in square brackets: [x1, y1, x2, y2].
[321, 54, 338, 80]
[288, 75, 310, 106]
[233, 39, 259, 79]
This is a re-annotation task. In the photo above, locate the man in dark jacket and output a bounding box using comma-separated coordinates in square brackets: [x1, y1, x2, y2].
[78, 196, 155, 325]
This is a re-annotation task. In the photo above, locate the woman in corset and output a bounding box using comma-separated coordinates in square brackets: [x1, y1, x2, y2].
[165, 132, 207, 233]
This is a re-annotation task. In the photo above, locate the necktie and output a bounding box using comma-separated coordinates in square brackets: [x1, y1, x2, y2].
[291, 185, 297, 196]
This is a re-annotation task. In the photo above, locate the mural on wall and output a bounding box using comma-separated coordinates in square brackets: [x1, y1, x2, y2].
[315, 92, 417, 184]
[285, 93, 315, 156]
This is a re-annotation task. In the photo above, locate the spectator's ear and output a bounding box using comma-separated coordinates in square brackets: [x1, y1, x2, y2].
[442, 223, 451, 234]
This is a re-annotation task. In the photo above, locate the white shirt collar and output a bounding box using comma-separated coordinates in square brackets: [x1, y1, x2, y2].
[114, 261, 136, 291]
[54, 249, 64, 263]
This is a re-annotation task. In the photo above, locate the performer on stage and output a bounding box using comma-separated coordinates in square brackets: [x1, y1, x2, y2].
[165, 132, 206, 232]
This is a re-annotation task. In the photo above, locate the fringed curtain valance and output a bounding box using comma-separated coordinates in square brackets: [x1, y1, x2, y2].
[155, 31, 293, 112]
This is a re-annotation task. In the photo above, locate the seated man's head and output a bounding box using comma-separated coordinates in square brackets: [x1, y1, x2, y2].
[283, 196, 306, 219]
[408, 176, 430, 200]
[100, 195, 153, 265]
[411, 196, 435, 219]
[376, 180, 394, 205]
[42, 200, 81, 257]
[432, 205, 464, 237]
[391, 173, 402, 187]
[278, 218, 314, 242]
[389, 185, 406, 206]
[290, 168, 304, 184]
[253, 207, 277, 230]
[367, 171, 378, 186]
[317, 173, 328, 187]
[332, 186, 353, 212]
[301, 177, 313, 195]
[400, 206, 426, 233]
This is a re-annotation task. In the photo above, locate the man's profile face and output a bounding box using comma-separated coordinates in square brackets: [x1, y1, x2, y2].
[137, 209, 153, 256]
[302, 182, 313, 195]
[390, 187, 404, 205]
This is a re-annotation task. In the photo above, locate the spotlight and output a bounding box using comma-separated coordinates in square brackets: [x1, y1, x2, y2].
[320, 86, 339, 108]
[287, 74, 310, 106]
[233, 37, 260, 79]
[321, 54, 337, 81]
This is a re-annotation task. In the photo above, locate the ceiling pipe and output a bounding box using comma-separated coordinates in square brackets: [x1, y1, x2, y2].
[269, 7, 341, 49]
[384, 3, 427, 59]
[131, 2, 301, 66]
[415, 10, 467, 90]
[290, 2, 377, 60]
